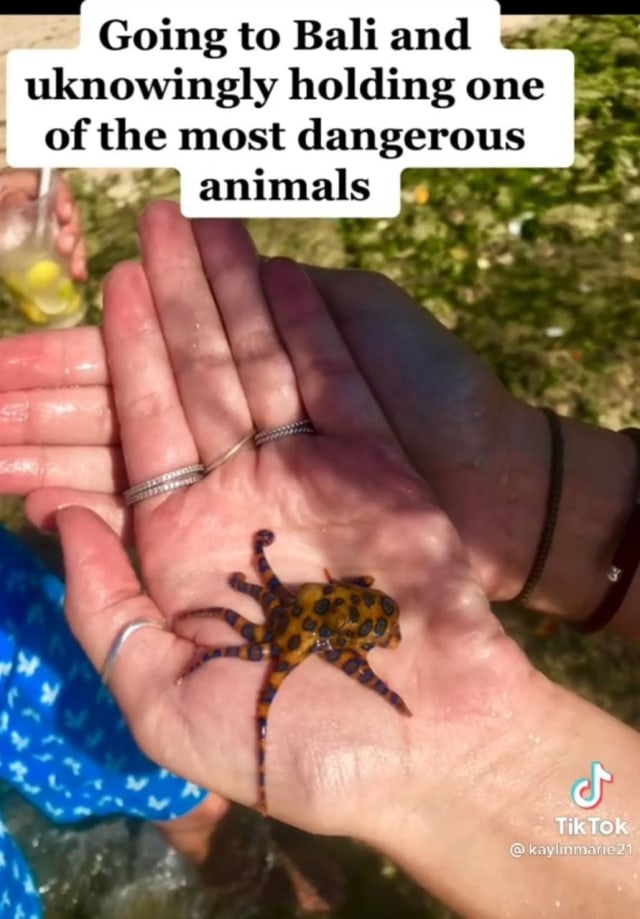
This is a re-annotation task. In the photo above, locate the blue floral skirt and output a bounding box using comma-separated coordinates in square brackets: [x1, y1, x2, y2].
[0, 525, 208, 918]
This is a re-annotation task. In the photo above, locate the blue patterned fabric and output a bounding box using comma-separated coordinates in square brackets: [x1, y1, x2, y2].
[0, 525, 208, 917]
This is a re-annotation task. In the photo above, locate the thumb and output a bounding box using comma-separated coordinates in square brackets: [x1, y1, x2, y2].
[56, 505, 182, 738]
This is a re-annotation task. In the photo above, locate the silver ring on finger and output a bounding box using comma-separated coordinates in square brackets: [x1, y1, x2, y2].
[123, 463, 205, 506]
[253, 418, 316, 447]
[203, 430, 256, 474]
[101, 617, 168, 687]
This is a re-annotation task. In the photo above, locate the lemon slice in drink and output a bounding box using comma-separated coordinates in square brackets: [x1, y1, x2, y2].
[17, 296, 49, 325]
[4, 272, 26, 298]
[24, 259, 61, 292]
[24, 260, 78, 316]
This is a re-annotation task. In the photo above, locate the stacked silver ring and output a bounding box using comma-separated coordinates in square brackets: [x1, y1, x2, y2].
[122, 419, 316, 507]
[123, 464, 205, 506]
[254, 418, 315, 446]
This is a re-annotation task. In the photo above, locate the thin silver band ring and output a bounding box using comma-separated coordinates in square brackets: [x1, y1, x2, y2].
[101, 617, 167, 687]
[254, 418, 316, 447]
[204, 430, 256, 474]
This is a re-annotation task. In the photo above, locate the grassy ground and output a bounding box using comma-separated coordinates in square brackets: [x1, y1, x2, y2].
[1, 13, 639, 919]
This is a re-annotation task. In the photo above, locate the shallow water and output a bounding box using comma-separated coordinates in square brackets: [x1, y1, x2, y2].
[2, 784, 264, 919]
[1, 783, 450, 919]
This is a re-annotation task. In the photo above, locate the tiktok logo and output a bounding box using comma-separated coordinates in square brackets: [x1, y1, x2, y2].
[571, 761, 613, 809]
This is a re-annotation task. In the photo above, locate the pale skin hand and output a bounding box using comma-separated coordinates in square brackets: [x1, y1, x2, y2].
[0, 168, 87, 281]
[2, 207, 640, 917]
[0, 251, 637, 634]
[0, 227, 540, 595]
[49, 201, 532, 841]
[44, 207, 640, 918]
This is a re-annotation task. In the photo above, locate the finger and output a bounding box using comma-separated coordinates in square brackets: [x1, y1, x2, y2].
[0, 168, 39, 203]
[191, 218, 304, 432]
[57, 229, 74, 256]
[69, 236, 88, 282]
[55, 183, 88, 280]
[261, 258, 398, 441]
[56, 230, 88, 281]
[138, 202, 253, 465]
[52, 174, 77, 229]
[0, 189, 30, 208]
[57, 505, 190, 744]
[0, 326, 107, 390]
[59, 506, 266, 805]
[0, 445, 125, 493]
[102, 260, 200, 492]
[26, 487, 130, 543]
[0, 385, 116, 446]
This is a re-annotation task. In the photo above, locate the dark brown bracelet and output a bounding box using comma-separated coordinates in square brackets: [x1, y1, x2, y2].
[576, 427, 640, 634]
[511, 407, 564, 606]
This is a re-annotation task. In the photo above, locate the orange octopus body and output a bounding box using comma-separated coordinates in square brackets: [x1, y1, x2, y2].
[177, 529, 410, 814]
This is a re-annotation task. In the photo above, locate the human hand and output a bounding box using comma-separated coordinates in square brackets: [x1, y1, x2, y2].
[308, 268, 639, 628]
[0, 168, 87, 281]
[1, 227, 634, 631]
[49, 202, 534, 844]
[3, 208, 639, 917]
[304, 265, 550, 602]
[0, 252, 543, 600]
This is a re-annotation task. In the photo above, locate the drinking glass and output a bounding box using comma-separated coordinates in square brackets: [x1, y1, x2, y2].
[0, 182, 86, 329]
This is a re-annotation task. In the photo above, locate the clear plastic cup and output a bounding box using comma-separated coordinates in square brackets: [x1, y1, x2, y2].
[0, 181, 86, 329]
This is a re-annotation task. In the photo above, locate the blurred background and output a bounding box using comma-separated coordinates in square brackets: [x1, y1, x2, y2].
[1, 13, 639, 919]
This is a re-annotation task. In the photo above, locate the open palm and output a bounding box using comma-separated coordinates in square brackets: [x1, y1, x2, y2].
[56, 203, 532, 842]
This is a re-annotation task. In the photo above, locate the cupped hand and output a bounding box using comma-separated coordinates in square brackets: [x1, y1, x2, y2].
[0, 168, 87, 281]
[49, 202, 534, 841]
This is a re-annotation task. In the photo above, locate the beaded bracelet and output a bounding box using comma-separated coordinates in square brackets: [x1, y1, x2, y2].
[576, 427, 640, 633]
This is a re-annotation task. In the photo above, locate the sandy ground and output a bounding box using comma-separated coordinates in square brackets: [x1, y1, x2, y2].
[0, 13, 567, 174]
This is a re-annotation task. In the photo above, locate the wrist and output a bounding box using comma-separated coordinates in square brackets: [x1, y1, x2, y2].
[475, 398, 551, 602]
[349, 628, 535, 889]
[534, 415, 638, 632]
[366, 666, 640, 918]
[493, 403, 639, 636]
